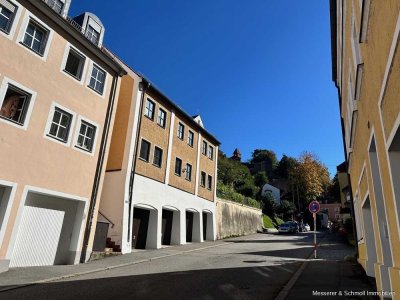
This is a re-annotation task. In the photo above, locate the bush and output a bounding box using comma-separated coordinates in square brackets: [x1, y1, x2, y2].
[217, 182, 260, 209]
[261, 192, 276, 216]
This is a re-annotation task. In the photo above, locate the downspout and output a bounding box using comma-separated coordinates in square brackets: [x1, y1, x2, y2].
[80, 74, 119, 263]
[127, 79, 150, 242]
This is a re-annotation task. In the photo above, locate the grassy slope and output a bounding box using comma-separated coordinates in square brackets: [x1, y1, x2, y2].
[263, 215, 284, 228]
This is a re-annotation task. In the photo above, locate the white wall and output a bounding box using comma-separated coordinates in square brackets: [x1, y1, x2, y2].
[129, 174, 216, 251]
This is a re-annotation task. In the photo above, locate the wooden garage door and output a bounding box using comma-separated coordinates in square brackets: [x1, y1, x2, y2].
[10, 206, 64, 267]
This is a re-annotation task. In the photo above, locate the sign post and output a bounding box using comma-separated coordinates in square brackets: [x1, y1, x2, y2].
[308, 200, 320, 259]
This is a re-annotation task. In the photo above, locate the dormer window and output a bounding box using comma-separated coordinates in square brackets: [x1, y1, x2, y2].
[85, 25, 99, 45]
[45, 0, 63, 14]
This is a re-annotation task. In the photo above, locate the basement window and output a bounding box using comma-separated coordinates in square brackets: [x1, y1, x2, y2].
[0, 84, 31, 126]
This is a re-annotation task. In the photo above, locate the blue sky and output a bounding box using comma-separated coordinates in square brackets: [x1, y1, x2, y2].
[70, 0, 343, 175]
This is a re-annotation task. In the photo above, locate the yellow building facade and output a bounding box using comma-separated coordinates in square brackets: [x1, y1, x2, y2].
[331, 0, 400, 296]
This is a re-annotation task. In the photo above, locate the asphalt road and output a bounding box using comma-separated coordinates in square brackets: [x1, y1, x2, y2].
[1, 232, 320, 300]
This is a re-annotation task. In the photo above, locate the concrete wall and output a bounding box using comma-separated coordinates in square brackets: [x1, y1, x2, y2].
[216, 198, 262, 239]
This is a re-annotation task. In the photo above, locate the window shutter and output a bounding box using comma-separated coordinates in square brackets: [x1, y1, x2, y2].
[0, 0, 16, 13]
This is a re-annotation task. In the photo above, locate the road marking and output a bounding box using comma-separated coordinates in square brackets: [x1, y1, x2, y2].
[274, 233, 329, 300]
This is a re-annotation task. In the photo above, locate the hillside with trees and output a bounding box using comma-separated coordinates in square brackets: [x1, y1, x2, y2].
[217, 148, 338, 223]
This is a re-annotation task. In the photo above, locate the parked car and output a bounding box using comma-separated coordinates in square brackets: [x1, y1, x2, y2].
[278, 223, 291, 233]
[304, 223, 311, 231]
[287, 221, 299, 233]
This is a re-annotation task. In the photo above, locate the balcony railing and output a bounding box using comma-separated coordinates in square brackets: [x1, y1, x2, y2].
[41, 0, 100, 47]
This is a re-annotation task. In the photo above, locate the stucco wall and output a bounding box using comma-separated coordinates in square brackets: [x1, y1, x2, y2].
[216, 198, 262, 239]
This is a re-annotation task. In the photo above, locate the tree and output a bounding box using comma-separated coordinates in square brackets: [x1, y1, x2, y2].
[290, 152, 331, 205]
[276, 155, 298, 179]
[218, 150, 259, 198]
[261, 191, 276, 216]
[251, 149, 278, 166]
[276, 200, 296, 220]
[326, 174, 341, 203]
[254, 171, 268, 188]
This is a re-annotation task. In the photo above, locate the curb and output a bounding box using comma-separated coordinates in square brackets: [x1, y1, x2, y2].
[0, 241, 232, 293]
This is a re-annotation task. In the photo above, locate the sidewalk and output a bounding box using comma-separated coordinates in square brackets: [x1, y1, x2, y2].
[284, 232, 378, 299]
[0, 239, 228, 292]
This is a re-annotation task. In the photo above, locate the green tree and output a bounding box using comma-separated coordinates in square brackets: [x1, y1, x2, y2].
[261, 191, 276, 216]
[218, 150, 259, 198]
[254, 171, 268, 188]
[276, 200, 296, 220]
[276, 155, 298, 179]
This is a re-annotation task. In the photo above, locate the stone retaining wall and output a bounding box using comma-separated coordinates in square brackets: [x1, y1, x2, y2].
[216, 198, 263, 239]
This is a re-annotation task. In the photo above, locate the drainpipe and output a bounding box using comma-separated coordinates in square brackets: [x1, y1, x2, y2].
[126, 79, 150, 242]
[80, 74, 119, 263]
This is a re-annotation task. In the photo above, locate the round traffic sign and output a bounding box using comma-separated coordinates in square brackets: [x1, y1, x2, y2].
[309, 200, 320, 214]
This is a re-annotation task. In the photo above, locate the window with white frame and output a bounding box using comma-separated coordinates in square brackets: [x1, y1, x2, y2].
[22, 20, 49, 55]
[0, 0, 17, 34]
[88, 64, 106, 94]
[76, 120, 96, 152]
[85, 25, 99, 45]
[48, 107, 72, 142]
[188, 130, 194, 147]
[0, 84, 31, 126]
[200, 171, 206, 187]
[185, 163, 192, 181]
[157, 108, 166, 127]
[207, 175, 212, 190]
[202, 140, 207, 155]
[153, 146, 163, 167]
[208, 145, 214, 160]
[139, 139, 150, 162]
[45, 0, 63, 14]
[64, 48, 85, 80]
[177, 122, 184, 140]
[145, 99, 155, 120]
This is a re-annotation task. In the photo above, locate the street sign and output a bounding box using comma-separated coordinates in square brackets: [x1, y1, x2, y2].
[309, 200, 320, 214]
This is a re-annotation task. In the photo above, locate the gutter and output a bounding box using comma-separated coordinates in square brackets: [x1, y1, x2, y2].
[80, 75, 119, 263]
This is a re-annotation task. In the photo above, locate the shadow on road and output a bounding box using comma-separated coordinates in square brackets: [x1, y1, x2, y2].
[0, 262, 303, 300]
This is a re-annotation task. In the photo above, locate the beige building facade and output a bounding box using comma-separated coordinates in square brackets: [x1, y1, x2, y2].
[331, 0, 400, 296]
[99, 67, 220, 253]
[0, 0, 125, 272]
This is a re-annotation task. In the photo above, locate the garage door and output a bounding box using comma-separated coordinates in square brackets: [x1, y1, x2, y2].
[10, 206, 65, 267]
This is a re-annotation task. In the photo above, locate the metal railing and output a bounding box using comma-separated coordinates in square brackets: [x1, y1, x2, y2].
[41, 0, 100, 47]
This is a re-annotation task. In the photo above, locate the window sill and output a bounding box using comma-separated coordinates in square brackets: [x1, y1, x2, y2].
[174, 173, 181, 177]
[63, 70, 83, 82]
[188, 144, 194, 148]
[157, 123, 166, 129]
[87, 85, 104, 96]
[152, 163, 162, 168]
[47, 134, 68, 144]
[185, 178, 192, 182]
[177, 137, 184, 141]
[139, 157, 149, 163]
[75, 145, 93, 153]
[19, 41, 45, 57]
[144, 115, 154, 122]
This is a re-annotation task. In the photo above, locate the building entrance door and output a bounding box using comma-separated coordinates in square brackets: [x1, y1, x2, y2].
[161, 209, 173, 245]
[132, 208, 150, 249]
[186, 211, 193, 242]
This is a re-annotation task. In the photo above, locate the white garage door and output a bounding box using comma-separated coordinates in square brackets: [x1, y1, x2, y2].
[10, 206, 65, 267]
